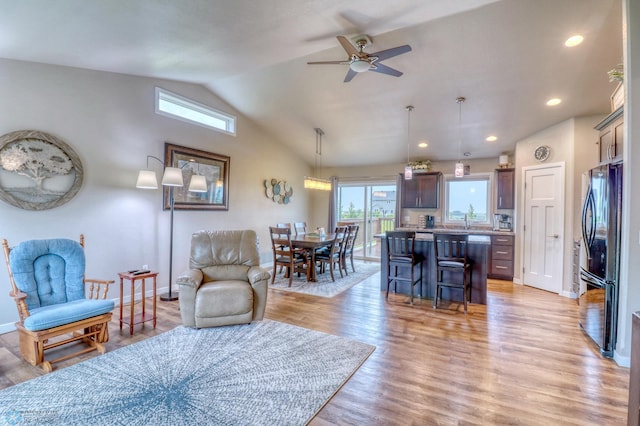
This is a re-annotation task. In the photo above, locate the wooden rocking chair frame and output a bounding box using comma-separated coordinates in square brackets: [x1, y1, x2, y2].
[2, 235, 114, 372]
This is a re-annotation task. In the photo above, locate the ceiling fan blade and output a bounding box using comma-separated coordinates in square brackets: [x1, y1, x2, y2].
[337, 35, 358, 56]
[369, 44, 412, 62]
[370, 63, 403, 77]
[344, 68, 358, 83]
[307, 60, 350, 65]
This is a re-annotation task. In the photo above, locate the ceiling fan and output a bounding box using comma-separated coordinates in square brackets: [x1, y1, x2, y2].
[307, 35, 412, 83]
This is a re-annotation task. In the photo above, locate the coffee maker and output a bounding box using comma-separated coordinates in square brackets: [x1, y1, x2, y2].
[493, 214, 512, 231]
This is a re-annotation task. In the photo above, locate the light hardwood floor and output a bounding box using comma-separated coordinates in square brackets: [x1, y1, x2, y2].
[0, 272, 630, 425]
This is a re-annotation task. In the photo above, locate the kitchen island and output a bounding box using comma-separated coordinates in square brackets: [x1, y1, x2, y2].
[379, 232, 490, 304]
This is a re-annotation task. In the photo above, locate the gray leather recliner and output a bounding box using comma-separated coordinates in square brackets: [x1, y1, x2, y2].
[177, 230, 270, 328]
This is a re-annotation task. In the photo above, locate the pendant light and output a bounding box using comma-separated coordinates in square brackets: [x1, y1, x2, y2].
[454, 97, 466, 178]
[304, 128, 331, 191]
[404, 105, 414, 180]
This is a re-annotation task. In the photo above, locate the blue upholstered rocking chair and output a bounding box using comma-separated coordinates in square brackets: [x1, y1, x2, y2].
[2, 235, 115, 372]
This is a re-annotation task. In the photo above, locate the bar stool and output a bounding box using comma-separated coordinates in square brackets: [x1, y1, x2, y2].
[433, 233, 471, 313]
[385, 231, 424, 304]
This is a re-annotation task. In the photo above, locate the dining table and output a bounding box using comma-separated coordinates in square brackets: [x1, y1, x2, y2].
[291, 233, 336, 282]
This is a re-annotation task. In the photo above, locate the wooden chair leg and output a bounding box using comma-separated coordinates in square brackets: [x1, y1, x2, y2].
[463, 286, 468, 314]
[410, 265, 414, 305]
[393, 266, 398, 294]
[419, 265, 423, 299]
[433, 283, 438, 309]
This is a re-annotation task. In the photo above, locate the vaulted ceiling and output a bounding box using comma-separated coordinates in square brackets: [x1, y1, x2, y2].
[0, 0, 622, 167]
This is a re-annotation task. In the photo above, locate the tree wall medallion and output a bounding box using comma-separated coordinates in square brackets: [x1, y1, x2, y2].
[0, 130, 84, 210]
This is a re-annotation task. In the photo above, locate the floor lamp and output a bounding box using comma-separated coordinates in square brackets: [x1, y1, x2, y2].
[136, 156, 207, 301]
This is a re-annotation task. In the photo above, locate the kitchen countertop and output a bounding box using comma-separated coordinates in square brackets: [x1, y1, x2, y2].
[396, 227, 515, 237]
[375, 231, 491, 244]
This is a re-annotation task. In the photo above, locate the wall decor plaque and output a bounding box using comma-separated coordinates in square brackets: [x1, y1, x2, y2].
[0, 130, 84, 210]
[264, 178, 292, 204]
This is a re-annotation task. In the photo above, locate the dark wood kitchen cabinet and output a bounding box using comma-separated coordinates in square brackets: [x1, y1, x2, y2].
[595, 106, 623, 164]
[401, 172, 441, 208]
[496, 168, 515, 209]
[488, 234, 514, 280]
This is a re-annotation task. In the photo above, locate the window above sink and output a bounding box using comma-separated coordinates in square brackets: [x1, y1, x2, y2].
[444, 173, 491, 227]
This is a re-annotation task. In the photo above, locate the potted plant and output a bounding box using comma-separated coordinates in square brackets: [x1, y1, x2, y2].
[608, 64, 624, 111]
[607, 64, 623, 83]
[409, 160, 431, 172]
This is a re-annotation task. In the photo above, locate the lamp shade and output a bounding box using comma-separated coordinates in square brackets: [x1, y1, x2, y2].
[454, 162, 464, 178]
[161, 167, 184, 186]
[188, 175, 208, 192]
[404, 165, 413, 180]
[136, 170, 159, 189]
[303, 176, 331, 191]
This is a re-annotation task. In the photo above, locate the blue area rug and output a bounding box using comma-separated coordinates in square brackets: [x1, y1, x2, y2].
[0, 320, 375, 425]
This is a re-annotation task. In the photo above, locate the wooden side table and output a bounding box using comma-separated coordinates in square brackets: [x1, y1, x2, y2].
[117, 271, 158, 335]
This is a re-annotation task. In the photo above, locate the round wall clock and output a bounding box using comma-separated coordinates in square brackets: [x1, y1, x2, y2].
[534, 145, 551, 162]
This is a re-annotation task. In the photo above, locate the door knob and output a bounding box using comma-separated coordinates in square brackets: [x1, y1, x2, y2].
[547, 234, 559, 239]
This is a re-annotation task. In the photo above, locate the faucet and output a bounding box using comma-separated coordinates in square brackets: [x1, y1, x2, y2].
[464, 214, 469, 230]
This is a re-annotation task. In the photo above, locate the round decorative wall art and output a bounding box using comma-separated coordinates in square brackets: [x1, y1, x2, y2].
[0, 130, 84, 210]
[264, 179, 293, 204]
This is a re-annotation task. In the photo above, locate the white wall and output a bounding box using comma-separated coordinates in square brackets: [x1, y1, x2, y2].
[0, 59, 311, 331]
[614, 0, 640, 364]
[513, 117, 603, 292]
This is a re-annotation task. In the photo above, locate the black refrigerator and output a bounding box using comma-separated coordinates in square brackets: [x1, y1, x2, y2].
[579, 163, 622, 357]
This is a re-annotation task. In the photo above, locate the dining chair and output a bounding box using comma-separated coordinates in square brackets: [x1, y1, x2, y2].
[385, 231, 424, 304]
[293, 222, 307, 236]
[315, 226, 347, 282]
[275, 223, 292, 273]
[433, 233, 472, 313]
[341, 224, 359, 274]
[269, 226, 307, 286]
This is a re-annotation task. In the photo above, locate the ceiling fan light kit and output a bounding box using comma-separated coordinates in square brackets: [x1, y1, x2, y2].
[350, 59, 371, 73]
[307, 35, 411, 83]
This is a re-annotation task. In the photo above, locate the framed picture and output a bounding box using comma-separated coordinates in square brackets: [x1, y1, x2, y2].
[163, 143, 229, 211]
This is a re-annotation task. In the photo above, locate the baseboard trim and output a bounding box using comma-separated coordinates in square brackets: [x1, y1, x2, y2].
[0, 322, 16, 334]
[614, 351, 630, 368]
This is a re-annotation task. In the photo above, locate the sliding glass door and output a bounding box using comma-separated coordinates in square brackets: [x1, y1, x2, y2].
[337, 181, 396, 260]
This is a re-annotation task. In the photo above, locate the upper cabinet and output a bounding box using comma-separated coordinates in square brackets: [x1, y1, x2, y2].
[596, 106, 623, 164]
[401, 172, 441, 209]
[496, 168, 515, 210]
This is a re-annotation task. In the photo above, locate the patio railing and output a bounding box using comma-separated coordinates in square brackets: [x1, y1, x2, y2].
[338, 217, 394, 259]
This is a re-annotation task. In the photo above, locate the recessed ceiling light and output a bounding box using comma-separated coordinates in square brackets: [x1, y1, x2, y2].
[486, 135, 498, 142]
[463, 152, 471, 157]
[565, 35, 584, 47]
[418, 142, 428, 148]
[546, 98, 562, 106]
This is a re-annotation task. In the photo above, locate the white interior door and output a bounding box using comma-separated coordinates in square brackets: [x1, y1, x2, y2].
[522, 164, 564, 293]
